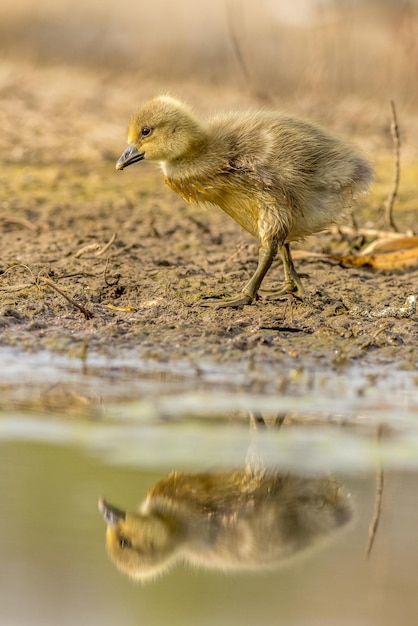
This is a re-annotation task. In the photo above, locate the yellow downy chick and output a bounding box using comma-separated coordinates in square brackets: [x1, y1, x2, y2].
[99, 468, 352, 582]
[116, 96, 373, 307]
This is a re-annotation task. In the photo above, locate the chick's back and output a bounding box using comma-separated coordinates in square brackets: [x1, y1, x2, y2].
[201, 111, 373, 240]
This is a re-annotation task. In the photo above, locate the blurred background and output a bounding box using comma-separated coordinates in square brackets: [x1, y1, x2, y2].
[1, 0, 418, 172]
[0, 0, 417, 174]
[1, 0, 418, 112]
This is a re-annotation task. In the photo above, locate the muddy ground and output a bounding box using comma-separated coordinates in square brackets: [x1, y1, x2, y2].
[1, 62, 418, 402]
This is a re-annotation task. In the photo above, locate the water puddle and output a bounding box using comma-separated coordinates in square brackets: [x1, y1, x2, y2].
[1, 345, 418, 625]
[1, 345, 417, 418]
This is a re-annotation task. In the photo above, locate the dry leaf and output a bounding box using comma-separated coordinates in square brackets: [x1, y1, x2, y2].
[331, 246, 418, 270]
[360, 236, 418, 255]
[105, 303, 137, 312]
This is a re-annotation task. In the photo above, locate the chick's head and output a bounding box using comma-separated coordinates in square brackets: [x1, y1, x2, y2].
[116, 96, 206, 169]
[99, 498, 180, 581]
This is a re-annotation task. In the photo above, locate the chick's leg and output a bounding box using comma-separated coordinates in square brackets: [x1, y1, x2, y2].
[242, 242, 277, 298]
[263, 243, 304, 299]
[200, 241, 277, 309]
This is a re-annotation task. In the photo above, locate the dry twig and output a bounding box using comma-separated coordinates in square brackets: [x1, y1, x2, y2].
[38, 276, 94, 320]
[95, 232, 117, 256]
[74, 243, 102, 258]
[332, 225, 410, 240]
[0, 264, 37, 291]
[103, 257, 120, 287]
[384, 100, 401, 232]
[74, 233, 117, 258]
[366, 425, 385, 558]
[105, 303, 137, 313]
[0, 282, 34, 292]
[0, 214, 39, 231]
[225, 1, 252, 87]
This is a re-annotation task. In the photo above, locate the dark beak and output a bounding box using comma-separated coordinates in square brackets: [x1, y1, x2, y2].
[115, 143, 144, 170]
[98, 497, 126, 526]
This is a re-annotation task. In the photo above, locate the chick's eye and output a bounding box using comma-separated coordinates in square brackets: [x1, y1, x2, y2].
[119, 535, 131, 549]
[141, 126, 152, 138]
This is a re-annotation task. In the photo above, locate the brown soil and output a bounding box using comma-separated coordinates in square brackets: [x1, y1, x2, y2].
[1, 62, 418, 387]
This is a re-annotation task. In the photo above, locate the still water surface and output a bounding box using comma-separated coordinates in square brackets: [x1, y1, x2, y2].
[1, 420, 418, 625]
[1, 346, 418, 625]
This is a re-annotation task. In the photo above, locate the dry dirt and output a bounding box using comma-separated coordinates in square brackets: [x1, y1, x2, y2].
[1, 62, 418, 396]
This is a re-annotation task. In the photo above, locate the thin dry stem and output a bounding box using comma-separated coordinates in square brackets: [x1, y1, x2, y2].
[225, 1, 252, 87]
[38, 276, 94, 320]
[103, 257, 120, 287]
[74, 243, 102, 258]
[0, 282, 34, 292]
[95, 232, 117, 256]
[74, 233, 116, 258]
[0, 264, 37, 291]
[1, 263, 36, 281]
[332, 225, 409, 240]
[384, 100, 400, 232]
[366, 425, 385, 558]
[0, 214, 39, 231]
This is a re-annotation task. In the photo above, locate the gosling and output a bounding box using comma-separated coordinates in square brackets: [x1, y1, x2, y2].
[116, 96, 373, 307]
[98, 469, 352, 581]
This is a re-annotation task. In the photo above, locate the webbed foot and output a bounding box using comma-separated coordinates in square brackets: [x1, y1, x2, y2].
[261, 281, 304, 301]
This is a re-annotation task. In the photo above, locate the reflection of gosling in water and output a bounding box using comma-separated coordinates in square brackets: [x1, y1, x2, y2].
[99, 468, 352, 581]
[116, 96, 373, 307]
